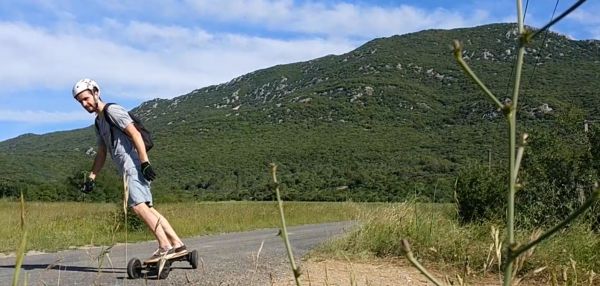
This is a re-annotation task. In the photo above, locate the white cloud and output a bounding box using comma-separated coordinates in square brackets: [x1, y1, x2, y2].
[570, 7, 600, 25]
[112, 20, 214, 50]
[0, 1, 498, 101]
[290, 4, 486, 37]
[183, 0, 293, 23]
[1, 0, 594, 138]
[0, 109, 91, 123]
[0, 20, 355, 101]
[569, 9, 600, 39]
[184, 1, 490, 38]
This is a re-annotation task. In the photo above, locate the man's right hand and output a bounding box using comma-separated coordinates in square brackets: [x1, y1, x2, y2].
[82, 177, 95, 194]
[141, 161, 156, 181]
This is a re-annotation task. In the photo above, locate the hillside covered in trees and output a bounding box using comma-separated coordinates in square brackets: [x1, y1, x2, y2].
[1, 23, 599, 203]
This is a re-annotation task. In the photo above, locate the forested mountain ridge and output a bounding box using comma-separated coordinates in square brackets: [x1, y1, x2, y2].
[1, 23, 599, 202]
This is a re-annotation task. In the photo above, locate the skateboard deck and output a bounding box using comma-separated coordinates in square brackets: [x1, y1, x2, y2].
[143, 250, 189, 264]
[127, 249, 198, 279]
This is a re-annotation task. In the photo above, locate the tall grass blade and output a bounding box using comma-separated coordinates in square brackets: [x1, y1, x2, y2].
[12, 192, 27, 286]
[122, 174, 129, 277]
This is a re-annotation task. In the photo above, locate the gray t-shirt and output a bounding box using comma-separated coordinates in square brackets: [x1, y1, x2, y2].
[95, 104, 140, 175]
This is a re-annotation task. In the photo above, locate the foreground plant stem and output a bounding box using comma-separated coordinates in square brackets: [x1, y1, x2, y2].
[401, 240, 444, 286]
[270, 163, 301, 286]
[402, 1, 591, 284]
[451, 1, 594, 285]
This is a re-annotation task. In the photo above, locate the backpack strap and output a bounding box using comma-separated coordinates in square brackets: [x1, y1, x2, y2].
[102, 103, 119, 130]
[101, 103, 120, 149]
[94, 118, 99, 132]
[98, 103, 152, 151]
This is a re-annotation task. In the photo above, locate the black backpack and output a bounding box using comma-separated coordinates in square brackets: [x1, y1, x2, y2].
[95, 103, 154, 151]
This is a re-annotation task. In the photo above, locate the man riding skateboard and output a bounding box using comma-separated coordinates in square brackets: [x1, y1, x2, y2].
[73, 78, 187, 262]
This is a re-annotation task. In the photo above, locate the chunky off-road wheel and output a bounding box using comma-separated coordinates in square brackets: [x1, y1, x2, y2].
[189, 250, 199, 269]
[127, 258, 142, 279]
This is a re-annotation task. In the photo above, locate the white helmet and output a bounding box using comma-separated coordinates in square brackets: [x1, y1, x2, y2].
[72, 78, 100, 98]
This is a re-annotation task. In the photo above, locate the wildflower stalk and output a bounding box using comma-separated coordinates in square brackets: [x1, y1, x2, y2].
[512, 134, 527, 185]
[270, 163, 301, 286]
[504, 4, 526, 279]
[451, 1, 594, 285]
[452, 41, 503, 110]
[404, 1, 591, 284]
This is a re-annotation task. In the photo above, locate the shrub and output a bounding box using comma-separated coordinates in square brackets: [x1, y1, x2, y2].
[517, 110, 597, 227]
[456, 109, 599, 228]
[455, 164, 506, 224]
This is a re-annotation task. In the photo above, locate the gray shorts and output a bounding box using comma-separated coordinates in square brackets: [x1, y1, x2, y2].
[125, 167, 153, 207]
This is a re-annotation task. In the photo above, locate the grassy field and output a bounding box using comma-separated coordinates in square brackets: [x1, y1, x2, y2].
[3, 199, 598, 284]
[317, 203, 600, 284]
[0, 200, 364, 254]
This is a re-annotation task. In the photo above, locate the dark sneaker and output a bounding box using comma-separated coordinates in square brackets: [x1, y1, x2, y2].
[173, 244, 188, 256]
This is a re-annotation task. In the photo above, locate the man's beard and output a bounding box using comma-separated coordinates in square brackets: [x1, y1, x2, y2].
[86, 101, 98, 113]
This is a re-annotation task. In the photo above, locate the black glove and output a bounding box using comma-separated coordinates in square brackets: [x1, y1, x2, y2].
[141, 161, 156, 181]
[82, 178, 95, 194]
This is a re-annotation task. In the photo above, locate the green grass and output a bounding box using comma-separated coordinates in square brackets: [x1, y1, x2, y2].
[4, 199, 597, 283]
[318, 202, 600, 283]
[0, 200, 363, 253]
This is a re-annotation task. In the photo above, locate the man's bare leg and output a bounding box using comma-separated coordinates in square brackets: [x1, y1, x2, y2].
[149, 207, 184, 248]
[131, 203, 172, 250]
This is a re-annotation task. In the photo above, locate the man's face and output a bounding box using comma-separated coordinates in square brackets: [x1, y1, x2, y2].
[75, 90, 98, 114]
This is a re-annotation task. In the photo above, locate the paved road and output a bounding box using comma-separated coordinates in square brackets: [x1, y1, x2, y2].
[0, 221, 355, 285]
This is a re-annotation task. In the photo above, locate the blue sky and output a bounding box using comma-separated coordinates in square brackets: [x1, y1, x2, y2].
[1, 0, 598, 142]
